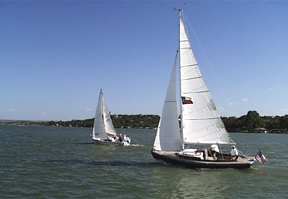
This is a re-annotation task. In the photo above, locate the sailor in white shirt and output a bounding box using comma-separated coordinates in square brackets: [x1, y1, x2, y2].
[230, 145, 239, 160]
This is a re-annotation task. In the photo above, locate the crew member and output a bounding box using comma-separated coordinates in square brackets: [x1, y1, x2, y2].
[230, 145, 239, 160]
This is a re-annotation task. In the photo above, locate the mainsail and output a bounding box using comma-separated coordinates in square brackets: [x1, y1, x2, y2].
[92, 89, 116, 139]
[153, 63, 182, 151]
[102, 97, 117, 136]
[179, 14, 232, 144]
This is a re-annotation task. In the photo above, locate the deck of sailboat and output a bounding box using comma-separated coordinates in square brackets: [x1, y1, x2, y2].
[151, 150, 255, 169]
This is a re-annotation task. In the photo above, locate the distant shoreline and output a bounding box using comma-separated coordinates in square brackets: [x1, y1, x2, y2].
[0, 121, 288, 134]
[1, 111, 287, 134]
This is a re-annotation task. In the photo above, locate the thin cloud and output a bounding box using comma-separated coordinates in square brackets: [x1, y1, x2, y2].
[280, 108, 288, 113]
[84, 107, 94, 112]
[40, 112, 47, 117]
[266, 87, 273, 92]
[241, 98, 248, 103]
[226, 97, 248, 107]
[8, 108, 16, 112]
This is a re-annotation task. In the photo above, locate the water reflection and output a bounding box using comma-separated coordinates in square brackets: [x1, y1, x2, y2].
[149, 166, 255, 199]
[44, 159, 163, 168]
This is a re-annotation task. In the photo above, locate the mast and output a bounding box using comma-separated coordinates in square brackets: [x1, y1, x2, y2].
[178, 9, 184, 150]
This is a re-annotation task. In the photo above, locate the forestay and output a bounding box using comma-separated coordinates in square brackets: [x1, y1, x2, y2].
[179, 15, 232, 144]
[153, 63, 182, 151]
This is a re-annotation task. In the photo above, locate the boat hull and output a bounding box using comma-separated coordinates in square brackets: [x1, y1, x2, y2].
[92, 138, 121, 145]
[151, 150, 254, 169]
[92, 138, 130, 146]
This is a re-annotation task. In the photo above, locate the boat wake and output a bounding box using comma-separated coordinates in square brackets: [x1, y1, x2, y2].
[73, 142, 144, 147]
[127, 144, 144, 147]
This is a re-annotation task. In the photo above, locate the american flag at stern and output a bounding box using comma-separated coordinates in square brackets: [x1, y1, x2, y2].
[255, 150, 267, 164]
[181, 96, 193, 105]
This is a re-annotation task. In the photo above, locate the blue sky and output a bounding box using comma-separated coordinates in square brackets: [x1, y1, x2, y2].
[0, 0, 287, 120]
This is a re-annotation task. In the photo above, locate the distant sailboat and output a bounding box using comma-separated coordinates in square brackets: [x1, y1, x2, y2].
[151, 10, 255, 168]
[92, 89, 131, 146]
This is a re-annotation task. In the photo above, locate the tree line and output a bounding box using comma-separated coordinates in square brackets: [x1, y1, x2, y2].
[39, 111, 288, 133]
[41, 114, 160, 129]
[222, 111, 288, 133]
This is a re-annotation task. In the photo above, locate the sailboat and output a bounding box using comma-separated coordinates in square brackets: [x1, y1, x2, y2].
[92, 89, 131, 146]
[151, 10, 255, 168]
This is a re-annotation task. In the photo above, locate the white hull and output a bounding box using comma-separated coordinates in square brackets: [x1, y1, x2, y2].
[92, 138, 130, 146]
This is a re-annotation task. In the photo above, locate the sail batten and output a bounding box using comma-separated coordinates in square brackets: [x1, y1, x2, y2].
[180, 64, 198, 68]
[181, 76, 202, 80]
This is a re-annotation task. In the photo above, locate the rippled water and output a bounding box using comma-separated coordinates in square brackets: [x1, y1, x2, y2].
[0, 126, 287, 198]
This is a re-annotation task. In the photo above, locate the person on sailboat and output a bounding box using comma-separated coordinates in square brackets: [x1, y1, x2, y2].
[230, 146, 239, 160]
[209, 144, 220, 160]
[118, 133, 123, 142]
[123, 134, 131, 144]
[106, 135, 116, 143]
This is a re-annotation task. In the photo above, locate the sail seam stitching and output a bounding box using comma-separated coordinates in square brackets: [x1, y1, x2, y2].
[183, 90, 209, 94]
[180, 64, 198, 68]
[181, 76, 202, 80]
[183, 117, 219, 120]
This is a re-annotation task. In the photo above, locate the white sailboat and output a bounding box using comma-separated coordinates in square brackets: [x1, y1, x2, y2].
[92, 89, 131, 146]
[151, 10, 255, 168]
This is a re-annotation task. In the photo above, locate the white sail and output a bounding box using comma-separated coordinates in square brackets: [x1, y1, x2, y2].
[92, 89, 107, 139]
[153, 63, 182, 151]
[102, 96, 117, 136]
[179, 15, 232, 144]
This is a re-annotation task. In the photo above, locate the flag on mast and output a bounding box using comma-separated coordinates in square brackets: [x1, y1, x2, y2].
[181, 96, 193, 104]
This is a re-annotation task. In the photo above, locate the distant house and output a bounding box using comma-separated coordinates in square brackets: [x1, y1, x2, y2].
[270, 129, 286, 134]
[253, 128, 268, 133]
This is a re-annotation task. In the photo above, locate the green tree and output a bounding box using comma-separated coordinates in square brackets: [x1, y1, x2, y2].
[245, 111, 263, 130]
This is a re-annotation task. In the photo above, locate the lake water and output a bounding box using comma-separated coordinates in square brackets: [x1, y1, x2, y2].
[0, 125, 287, 198]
